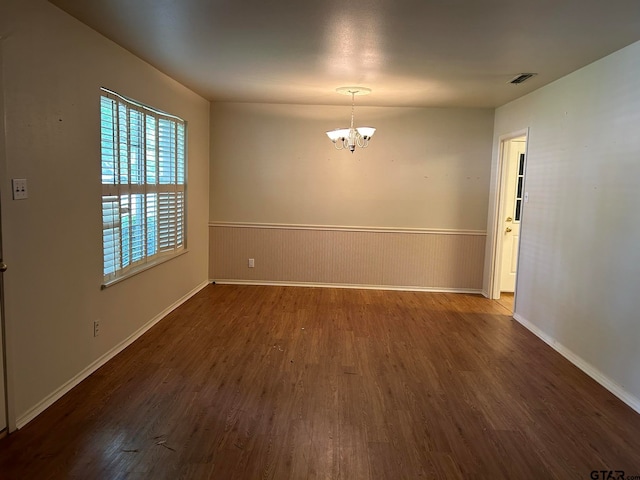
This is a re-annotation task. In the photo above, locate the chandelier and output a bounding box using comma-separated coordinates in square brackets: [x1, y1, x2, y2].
[326, 87, 376, 153]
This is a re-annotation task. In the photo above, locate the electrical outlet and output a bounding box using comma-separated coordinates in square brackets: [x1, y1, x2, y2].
[93, 320, 100, 337]
[248, 258, 255, 268]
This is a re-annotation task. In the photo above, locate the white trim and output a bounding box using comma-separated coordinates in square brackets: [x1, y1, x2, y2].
[209, 221, 486, 236]
[15, 280, 209, 429]
[513, 313, 640, 415]
[211, 279, 483, 295]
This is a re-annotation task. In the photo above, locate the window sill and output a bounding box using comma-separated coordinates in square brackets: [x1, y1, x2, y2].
[101, 249, 188, 289]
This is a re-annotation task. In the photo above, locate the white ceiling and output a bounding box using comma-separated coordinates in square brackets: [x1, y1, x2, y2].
[49, 0, 640, 108]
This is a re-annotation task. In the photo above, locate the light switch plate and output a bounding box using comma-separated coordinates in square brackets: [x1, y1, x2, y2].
[12, 178, 28, 200]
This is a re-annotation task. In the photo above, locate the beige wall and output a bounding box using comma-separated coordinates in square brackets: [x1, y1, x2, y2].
[211, 103, 494, 230]
[1, 0, 210, 425]
[210, 102, 494, 289]
[487, 40, 640, 409]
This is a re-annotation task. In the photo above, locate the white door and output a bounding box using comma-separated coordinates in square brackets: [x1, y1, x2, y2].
[500, 138, 526, 292]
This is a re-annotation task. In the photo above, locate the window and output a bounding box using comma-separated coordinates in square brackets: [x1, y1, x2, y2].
[514, 153, 525, 222]
[100, 88, 186, 285]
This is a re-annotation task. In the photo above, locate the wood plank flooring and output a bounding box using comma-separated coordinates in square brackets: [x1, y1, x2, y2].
[0, 285, 639, 479]
[496, 292, 514, 313]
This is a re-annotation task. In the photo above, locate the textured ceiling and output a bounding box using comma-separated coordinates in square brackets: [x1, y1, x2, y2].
[49, 0, 640, 107]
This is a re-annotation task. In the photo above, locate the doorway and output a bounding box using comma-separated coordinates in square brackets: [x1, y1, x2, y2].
[489, 131, 528, 310]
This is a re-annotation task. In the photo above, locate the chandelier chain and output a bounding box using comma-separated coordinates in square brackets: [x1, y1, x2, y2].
[350, 92, 355, 129]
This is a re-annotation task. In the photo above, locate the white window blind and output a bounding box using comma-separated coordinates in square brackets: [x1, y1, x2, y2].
[100, 88, 186, 285]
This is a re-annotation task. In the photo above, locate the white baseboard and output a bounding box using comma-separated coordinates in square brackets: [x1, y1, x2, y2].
[513, 313, 640, 415]
[16, 280, 210, 429]
[211, 279, 483, 295]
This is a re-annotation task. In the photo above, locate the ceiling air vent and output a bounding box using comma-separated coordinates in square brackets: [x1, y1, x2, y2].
[509, 73, 537, 84]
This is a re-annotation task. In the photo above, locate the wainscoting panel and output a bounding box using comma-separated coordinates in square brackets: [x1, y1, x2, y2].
[209, 223, 486, 291]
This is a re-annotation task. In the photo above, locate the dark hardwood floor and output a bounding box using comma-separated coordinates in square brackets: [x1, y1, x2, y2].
[0, 285, 639, 479]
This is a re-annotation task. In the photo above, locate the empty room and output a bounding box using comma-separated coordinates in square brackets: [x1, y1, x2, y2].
[1, 0, 639, 478]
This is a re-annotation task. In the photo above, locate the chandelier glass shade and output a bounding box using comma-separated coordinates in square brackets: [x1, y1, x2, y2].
[326, 87, 376, 153]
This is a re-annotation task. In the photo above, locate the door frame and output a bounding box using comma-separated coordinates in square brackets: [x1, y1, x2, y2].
[0, 36, 15, 433]
[487, 128, 529, 302]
